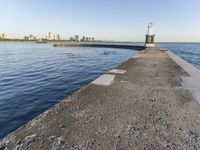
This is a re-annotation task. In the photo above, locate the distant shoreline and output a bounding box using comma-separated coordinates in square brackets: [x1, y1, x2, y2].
[0, 39, 102, 42]
[0, 40, 199, 44]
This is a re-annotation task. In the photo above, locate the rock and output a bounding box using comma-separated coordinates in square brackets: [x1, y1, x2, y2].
[49, 136, 56, 141]
[148, 98, 156, 102]
[54, 137, 65, 150]
[16, 134, 38, 150]
[96, 116, 102, 121]
[0, 143, 5, 150]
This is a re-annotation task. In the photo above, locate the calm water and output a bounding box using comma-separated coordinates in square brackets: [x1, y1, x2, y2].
[0, 42, 138, 138]
[158, 43, 200, 69]
[0, 42, 200, 139]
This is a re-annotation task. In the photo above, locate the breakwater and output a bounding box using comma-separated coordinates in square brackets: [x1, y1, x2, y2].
[1, 47, 200, 149]
[53, 43, 145, 50]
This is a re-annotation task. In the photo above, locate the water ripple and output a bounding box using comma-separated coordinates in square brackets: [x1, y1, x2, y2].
[158, 43, 200, 69]
[0, 42, 137, 138]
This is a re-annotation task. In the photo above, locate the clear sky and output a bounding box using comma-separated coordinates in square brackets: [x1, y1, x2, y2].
[0, 0, 200, 42]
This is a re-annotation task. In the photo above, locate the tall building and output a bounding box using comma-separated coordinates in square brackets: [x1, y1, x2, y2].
[29, 34, 36, 40]
[1, 33, 8, 39]
[86, 37, 91, 42]
[24, 36, 29, 40]
[81, 36, 86, 42]
[24, 34, 37, 40]
[48, 32, 54, 40]
[56, 34, 60, 41]
[80, 36, 95, 42]
[47, 32, 61, 40]
[74, 35, 79, 42]
[69, 37, 75, 41]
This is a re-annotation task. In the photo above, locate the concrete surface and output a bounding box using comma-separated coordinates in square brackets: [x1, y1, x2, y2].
[1, 47, 200, 150]
[167, 51, 200, 103]
[145, 43, 155, 48]
[109, 69, 126, 74]
[92, 74, 115, 86]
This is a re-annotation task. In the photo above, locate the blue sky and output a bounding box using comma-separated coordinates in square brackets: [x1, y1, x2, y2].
[0, 0, 200, 42]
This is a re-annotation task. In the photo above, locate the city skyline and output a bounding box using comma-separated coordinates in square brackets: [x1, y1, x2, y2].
[0, 32, 96, 42]
[0, 0, 200, 42]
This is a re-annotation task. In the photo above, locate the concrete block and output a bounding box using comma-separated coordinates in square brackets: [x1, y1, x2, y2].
[167, 51, 200, 103]
[92, 74, 115, 86]
[109, 69, 126, 74]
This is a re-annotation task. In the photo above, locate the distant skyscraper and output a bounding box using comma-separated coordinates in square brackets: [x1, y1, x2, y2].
[56, 34, 60, 41]
[80, 36, 95, 42]
[29, 34, 37, 40]
[24, 34, 37, 40]
[86, 37, 91, 42]
[74, 35, 79, 42]
[69, 37, 74, 41]
[1, 33, 8, 39]
[48, 32, 54, 40]
[24, 36, 29, 40]
[81, 36, 86, 42]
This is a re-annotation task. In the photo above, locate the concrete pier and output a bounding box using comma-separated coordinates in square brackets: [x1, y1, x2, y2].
[53, 43, 145, 51]
[1, 47, 200, 149]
